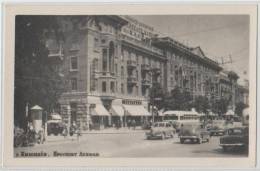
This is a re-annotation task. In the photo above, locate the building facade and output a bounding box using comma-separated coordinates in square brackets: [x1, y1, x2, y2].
[47, 16, 247, 130]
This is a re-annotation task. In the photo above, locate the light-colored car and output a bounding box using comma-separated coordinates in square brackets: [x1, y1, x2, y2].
[146, 121, 176, 140]
[179, 123, 210, 144]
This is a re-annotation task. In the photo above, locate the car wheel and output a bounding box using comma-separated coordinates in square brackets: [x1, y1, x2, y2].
[180, 138, 185, 144]
[161, 133, 165, 140]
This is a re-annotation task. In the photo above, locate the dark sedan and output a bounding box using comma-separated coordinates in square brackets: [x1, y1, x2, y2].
[179, 123, 210, 144]
[219, 126, 248, 152]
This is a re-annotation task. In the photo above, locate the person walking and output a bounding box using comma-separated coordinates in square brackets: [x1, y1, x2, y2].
[131, 119, 136, 130]
[127, 119, 131, 129]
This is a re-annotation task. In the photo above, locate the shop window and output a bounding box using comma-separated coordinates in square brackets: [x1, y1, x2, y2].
[71, 78, 77, 91]
[70, 56, 78, 71]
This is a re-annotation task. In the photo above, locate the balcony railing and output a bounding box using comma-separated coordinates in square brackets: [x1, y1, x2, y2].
[151, 67, 161, 75]
[48, 49, 64, 60]
[127, 76, 138, 85]
[127, 60, 137, 69]
[141, 64, 151, 72]
[142, 79, 151, 87]
[120, 34, 164, 56]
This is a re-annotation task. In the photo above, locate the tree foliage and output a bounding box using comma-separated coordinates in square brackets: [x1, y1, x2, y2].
[164, 87, 193, 111]
[211, 98, 229, 116]
[14, 16, 65, 127]
[193, 96, 210, 114]
[235, 102, 248, 117]
[149, 82, 165, 110]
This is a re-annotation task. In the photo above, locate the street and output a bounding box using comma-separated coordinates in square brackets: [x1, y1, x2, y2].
[14, 130, 248, 158]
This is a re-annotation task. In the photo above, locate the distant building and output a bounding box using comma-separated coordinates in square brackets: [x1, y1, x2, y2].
[236, 84, 249, 106]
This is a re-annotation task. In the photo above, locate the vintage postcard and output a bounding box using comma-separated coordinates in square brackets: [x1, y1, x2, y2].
[2, 3, 257, 168]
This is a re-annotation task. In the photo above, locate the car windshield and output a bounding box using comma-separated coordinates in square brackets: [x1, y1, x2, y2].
[154, 123, 165, 127]
[181, 124, 200, 129]
[227, 128, 244, 135]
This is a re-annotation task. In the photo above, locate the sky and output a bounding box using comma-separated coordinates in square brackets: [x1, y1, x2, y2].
[133, 15, 249, 85]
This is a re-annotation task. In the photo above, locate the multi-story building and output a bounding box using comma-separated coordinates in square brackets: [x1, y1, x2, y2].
[47, 15, 247, 129]
[236, 81, 249, 106]
[152, 37, 222, 101]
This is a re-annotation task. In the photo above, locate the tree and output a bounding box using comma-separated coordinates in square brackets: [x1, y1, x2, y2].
[235, 102, 248, 117]
[193, 96, 210, 114]
[14, 16, 65, 128]
[149, 82, 165, 110]
[211, 98, 229, 116]
[164, 87, 193, 111]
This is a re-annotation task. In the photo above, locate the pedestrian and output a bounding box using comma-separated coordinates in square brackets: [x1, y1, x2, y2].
[62, 123, 68, 138]
[116, 119, 120, 129]
[76, 124, 81, 142]
[127, 119, 131, 129]
[131, 119, 136, 130]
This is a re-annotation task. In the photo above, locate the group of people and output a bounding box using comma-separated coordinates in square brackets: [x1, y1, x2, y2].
[127, 119, 137, 130]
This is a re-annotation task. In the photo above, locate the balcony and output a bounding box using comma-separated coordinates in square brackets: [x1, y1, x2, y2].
[141, 64, 151, 72]
[142, 79, 151, 87]
[127, 76, 137, 85]
[120, 34, 164, 56]
[151, 67, 161, 76]
[48, 49, 64, 60]
[99, 71, 116, 79]
[127, 60, 137, 69]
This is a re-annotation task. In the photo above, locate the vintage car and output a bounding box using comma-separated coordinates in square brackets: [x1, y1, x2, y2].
[208, 126, 225, 136]
[219, 126, 248, 152]
[179, 123, 210, 144]
[207, 120, 226, 136]
[47, 120, 65, 136]
[146, 121, 176, 140]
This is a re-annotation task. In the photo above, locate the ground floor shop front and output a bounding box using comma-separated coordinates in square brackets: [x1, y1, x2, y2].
[59, 93, 151, 130]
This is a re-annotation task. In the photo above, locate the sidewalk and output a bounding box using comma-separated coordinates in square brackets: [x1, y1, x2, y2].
[81, 126, 146, 134]
[39, 127, 147, 145]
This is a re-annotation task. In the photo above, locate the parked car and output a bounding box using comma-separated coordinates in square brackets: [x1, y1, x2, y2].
[179, 123, 210, 144]
[47, 120, 65, 136]
[219, 126, 248, 152]
[146, 121, 176, 140]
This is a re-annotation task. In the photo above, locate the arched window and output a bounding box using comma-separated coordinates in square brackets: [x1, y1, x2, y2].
[109, 41, 115, 73]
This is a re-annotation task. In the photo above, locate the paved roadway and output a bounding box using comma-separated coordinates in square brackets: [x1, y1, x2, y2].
[14, 132, 248, 158]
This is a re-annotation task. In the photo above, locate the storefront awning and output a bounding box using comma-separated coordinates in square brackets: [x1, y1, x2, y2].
[225, 109, 235, 116]
[51, 113, 62, 120]
[123, 105, 151, 116]
[111, 105, 124, 116]
[92, 104, 110, 116]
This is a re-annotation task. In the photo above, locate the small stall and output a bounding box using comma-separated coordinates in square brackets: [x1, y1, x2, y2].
[30, 105, 43, 133]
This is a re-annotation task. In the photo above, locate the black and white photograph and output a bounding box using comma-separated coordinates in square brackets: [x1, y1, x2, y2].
[2, 3, 257, 168]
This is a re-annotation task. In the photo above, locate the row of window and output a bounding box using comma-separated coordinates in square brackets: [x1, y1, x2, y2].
[122, 99, 142, 105]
